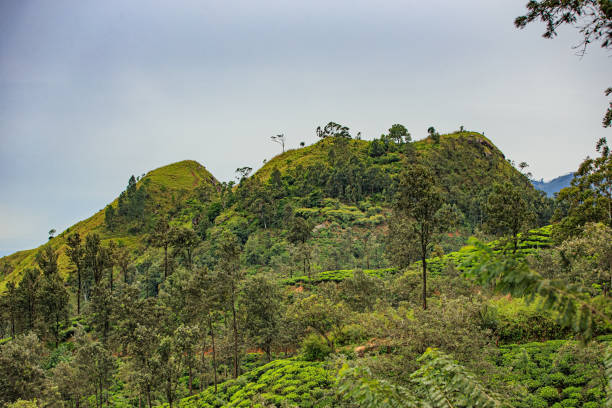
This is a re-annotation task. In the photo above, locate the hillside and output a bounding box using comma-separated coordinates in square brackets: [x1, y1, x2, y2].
[0, 132, 550, 291]
[0, 160, 217, 291]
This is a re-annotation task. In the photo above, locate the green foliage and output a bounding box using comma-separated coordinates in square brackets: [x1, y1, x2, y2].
[167, 359, 333, 408]
[337, 348, 506, 407]
[301, 334, 332, 361]
[282, 267, 397, 285]
[493, 340, 607, 408]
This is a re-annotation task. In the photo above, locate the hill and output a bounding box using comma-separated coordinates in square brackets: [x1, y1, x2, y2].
[532, 173, 574, 197]
[0, 160, 217, 291]
[0, 130, 550, 291]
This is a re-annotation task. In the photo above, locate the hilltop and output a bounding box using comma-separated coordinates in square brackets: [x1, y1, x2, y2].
[0, 160, 217, 290]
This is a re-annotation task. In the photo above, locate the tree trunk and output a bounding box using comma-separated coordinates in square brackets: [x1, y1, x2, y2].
[188, 365, 193, 396]
[209, 313, 218, 393]
[231, 280, 239, 378]
[77, 270, 81, 314]
[164, 245, 168, 279]
[421, 238, 427, 310]
[320, 331, 334, 352]
[109, 268, 113, 292]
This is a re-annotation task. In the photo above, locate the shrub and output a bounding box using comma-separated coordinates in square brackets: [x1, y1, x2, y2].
[560, 398, 579, 407]
[538, 386, 559, 402]
[561, 386, 581, 399]
[301, 334, 331, 361]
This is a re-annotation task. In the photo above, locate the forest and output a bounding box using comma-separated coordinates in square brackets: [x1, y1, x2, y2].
[0, 121, 611, 408]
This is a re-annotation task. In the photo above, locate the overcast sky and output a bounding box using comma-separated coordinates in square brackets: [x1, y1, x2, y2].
[0, 0, 610, 256]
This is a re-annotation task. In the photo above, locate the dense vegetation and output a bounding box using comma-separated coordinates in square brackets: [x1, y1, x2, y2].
[0, 125, 610, 408]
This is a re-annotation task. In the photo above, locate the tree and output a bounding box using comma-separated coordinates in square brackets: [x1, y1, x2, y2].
[558, 222, 612, 296]
[553, 137, 612, 241]
[173, 325, 200, 396]
[515, 0, 612, 126]
[104, 204, 116, 231]
[16, 269, 39, 331]
[287, 216, 312, 276]
[48, 229, 56, 240]
[235, 166, 252, 182]
[271, 133, 286, 152]
[385, 124, 411, 144]
[171, 227, 200, 270]
[150, 217, 172, 280]
[216, 230, 243, 378]
[37, 261, 69, 347]
[393, 165, 443, 310]
[0, 334, 45, 405]
[1, 283, 18, 337]
[288, 294, 347, 352]
[124, 324, 161, 408]
[158, 336, 181, 408]
[484, 182, 535, 253]
[115, 246, 132, 284]
[184, 267, 222, 392]
[66, 233, 85, 314]
[316, 122, 352, 139]
[84, 233, 113, 285]
[35, 245, 58, 277]
[240, 275, 284, 361]
[427, 126, 440, 144]
[74, 335, 116, 408]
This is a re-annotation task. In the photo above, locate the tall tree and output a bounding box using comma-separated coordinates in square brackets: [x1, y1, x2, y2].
[484, 182, 535, 252]
[16, 269, 40, 331]
[74, 336, 116, 408]
[84, 234, 113, 285]
[554, 137, 612, 241]
[36, 247, 69, 347]
[240, 275, 284, 361]
[216, 230, 243, 379]
[385, 124, 411, 144]
[115, 246, 132, 284]
[171, 227, 200, 270]
[393, 165, 443, 310]
[287, 216, 312, 277]
[184, 267, 222, 392]
[66, 232, 85, 314]
[150, 217, 172, 279]
[0, 333, 45, 405]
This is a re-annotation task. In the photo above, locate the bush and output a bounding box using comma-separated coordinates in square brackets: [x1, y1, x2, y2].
[538, 386, 559, 402]
[301, 334, 331, 361]
[561, 386, 582, 399]
[524, 395, 548, 408]
[560, 398, 579, 407]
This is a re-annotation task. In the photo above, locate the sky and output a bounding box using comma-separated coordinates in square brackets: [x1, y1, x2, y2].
[0, 0, 610, 256]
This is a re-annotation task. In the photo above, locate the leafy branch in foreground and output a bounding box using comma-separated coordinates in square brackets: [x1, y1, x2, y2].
[410, 349, 507, 408]
[463, 238, 611, 340]
[337, 348, 506, 408]
[463, 238, 612, 405]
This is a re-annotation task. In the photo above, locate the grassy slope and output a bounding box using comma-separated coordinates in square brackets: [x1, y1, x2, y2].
[0, 160, 216, 291]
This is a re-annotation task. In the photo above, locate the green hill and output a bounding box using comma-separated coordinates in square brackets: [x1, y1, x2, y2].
[0, 131, 548, 291]
[0, 160, 217, 291]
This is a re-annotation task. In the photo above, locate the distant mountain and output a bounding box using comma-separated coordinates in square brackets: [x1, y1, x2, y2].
[532, 173, 574, 197]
